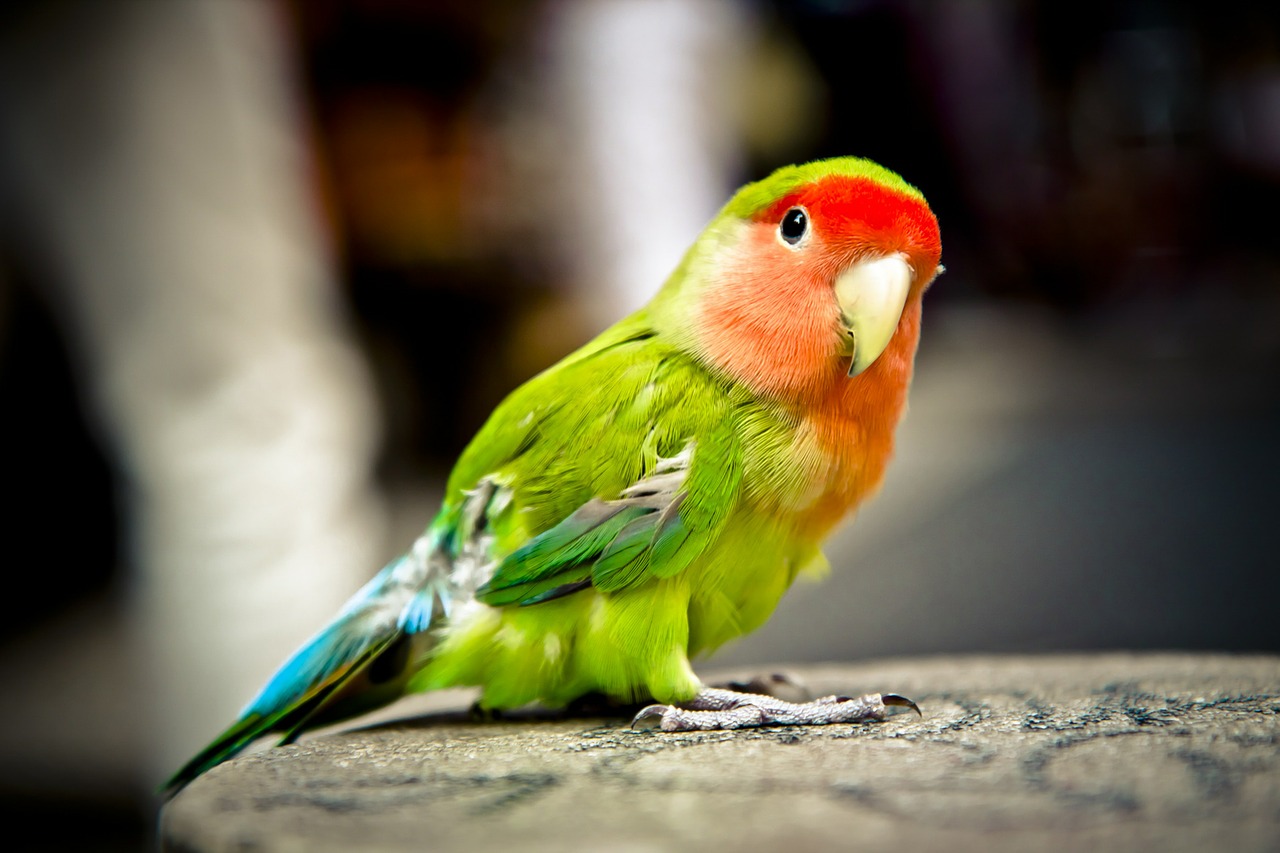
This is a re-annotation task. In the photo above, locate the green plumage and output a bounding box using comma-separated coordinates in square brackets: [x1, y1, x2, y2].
[406, 301, 818, 712]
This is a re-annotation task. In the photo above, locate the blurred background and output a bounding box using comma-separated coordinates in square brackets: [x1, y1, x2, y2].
[0, 0, 1277, 847]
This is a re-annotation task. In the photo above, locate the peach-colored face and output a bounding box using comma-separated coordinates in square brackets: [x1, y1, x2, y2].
[694, 176, 941, 402]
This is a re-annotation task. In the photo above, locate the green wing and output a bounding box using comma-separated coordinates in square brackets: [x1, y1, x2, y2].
[439, 310, 743, 608]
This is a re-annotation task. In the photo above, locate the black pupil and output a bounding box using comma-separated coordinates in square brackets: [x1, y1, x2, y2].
[781, 208, 807, 243]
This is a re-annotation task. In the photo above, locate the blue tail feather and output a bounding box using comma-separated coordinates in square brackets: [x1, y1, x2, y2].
[161, 547, 445, 798]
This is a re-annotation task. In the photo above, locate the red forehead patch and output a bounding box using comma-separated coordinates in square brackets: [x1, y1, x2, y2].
[761, 176, 941, 265]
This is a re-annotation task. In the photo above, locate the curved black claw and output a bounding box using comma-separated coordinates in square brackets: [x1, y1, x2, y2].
[882, 694, 922, 718]
[630, 704, 669, 731]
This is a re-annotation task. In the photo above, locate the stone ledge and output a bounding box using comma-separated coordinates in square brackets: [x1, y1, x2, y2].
[161, 653, 1280, 852]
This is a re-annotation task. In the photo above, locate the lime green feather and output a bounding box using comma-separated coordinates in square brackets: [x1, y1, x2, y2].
[460, 325, 740, 607]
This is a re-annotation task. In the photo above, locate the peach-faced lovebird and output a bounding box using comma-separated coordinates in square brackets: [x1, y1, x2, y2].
[165, 156, 942, 794]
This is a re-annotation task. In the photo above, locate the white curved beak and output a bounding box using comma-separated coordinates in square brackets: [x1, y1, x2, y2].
[834, 254, 913, 377]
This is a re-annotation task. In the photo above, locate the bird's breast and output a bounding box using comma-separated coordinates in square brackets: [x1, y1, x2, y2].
[747, 340, 915, 539]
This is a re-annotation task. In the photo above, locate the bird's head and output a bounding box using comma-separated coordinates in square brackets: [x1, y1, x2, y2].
[651, 157, 942, 402]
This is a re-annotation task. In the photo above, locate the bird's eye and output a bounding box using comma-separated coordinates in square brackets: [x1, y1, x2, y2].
[779, 207, 808, 245]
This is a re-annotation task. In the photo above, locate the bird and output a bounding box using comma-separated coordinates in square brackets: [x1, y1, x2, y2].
[163, 155, 942, 796]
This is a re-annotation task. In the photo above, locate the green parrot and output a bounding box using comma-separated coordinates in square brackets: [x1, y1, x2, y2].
[164, 155, 942, 795]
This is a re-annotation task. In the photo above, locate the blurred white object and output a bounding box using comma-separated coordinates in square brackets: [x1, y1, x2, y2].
[536, 0, 752, 326]
[0, 1, 386, 785]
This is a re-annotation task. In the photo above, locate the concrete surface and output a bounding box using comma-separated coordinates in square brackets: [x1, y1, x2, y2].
[161, 652, 1280, 852]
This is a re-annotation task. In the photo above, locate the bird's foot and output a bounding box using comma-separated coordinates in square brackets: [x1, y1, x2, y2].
[630, 687, 920, 732]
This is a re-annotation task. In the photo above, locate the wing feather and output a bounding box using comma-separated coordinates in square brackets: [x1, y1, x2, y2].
[471, 366, 743, 607]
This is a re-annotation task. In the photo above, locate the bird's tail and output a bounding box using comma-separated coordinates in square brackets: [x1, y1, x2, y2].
[160, 543, 448, 798]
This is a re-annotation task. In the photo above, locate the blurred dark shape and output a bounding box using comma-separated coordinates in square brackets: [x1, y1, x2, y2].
[771, 1, 1280, 355]
[287, 1, 554, 477]
[0, 277, 119, 641]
